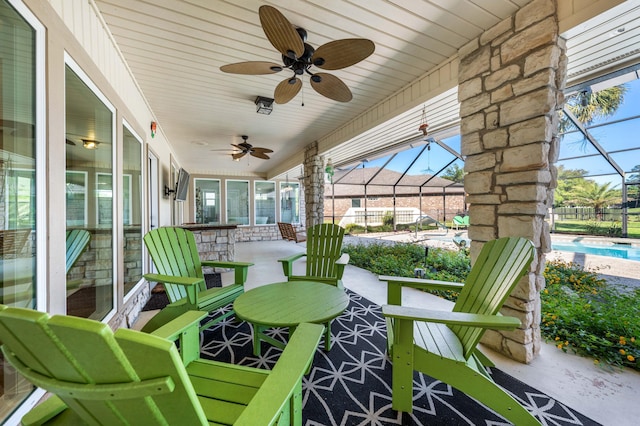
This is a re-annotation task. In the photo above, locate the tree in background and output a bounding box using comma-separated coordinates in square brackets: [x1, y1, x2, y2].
[553, 166, 589, 207]
[441, 163, 464, 183]
[627, 165, 640, 208]
[572, 181, 620, 220]
[561, 86, 628, 130]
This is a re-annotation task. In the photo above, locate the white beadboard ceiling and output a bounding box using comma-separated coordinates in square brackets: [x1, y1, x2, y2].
[91, 0, 640, 179]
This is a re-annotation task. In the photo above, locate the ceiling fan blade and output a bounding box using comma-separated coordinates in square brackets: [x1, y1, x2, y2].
[231, 143, 247, 151]
[251, 147, 274, 154]
[232, 152, 247, 160]
[312, 39, 375, 70]
[274, 77, 302, 104]
[259, 5, 304, 59]
[250, 151, 270, 160]
[310, 73, 352, 102]
[220, 61, 283, 75]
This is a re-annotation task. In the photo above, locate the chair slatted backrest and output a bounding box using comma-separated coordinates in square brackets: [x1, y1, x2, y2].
[66, 229, 91, 274]
[144, 227, 206, 302]
[278, 222, 294, 241]
[451, 237, 534, 359]
[0, 305, 207, 425]
[306, 223, 345, 279]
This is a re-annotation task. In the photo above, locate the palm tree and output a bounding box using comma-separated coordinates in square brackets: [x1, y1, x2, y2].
[572, 181, 620, 220]
[561, 86, 627, 130]
[559, 86, 628, 150]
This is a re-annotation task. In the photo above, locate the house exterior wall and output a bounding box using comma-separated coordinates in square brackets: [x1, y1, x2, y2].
[326, 194, 466, 224]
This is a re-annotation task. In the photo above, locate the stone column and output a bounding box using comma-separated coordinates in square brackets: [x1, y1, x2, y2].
[303, 141, 325, 229]
[458, 0, 566, 363]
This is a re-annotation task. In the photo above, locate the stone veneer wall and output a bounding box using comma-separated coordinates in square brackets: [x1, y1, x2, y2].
[303, 141, 325, 228]
[458, 0, 566, 362]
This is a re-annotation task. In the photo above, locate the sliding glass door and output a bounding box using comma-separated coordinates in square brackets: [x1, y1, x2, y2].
[0, 0, 43, 421]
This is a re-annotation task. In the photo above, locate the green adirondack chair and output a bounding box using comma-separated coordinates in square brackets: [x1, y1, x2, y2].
[452, 215, 468, 230]
[66, 229, 91, 290]
[66, 229, 91, 274]
[380, 237, 540, 425]
[0, 305, 323, 425]
[142, 227, 254, 332]
[278, 223, 349, 288]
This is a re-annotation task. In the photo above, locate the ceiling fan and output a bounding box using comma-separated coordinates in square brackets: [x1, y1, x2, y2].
[220, 5, 375, 104]
[231, 135, 273, 160]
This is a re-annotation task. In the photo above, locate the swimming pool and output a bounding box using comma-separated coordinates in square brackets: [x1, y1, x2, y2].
[551, 242, 640, 262]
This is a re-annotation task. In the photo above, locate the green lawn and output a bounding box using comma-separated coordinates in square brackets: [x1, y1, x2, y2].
[552, 219, 640, 239]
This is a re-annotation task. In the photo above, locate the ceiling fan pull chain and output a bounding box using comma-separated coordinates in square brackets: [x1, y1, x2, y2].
[301, 82, 305, 107]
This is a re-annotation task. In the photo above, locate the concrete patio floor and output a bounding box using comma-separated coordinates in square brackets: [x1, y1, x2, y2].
[135, 237, 640, 425]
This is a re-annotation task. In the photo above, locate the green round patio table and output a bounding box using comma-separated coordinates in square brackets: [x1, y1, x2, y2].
[234, 280, 350, 356]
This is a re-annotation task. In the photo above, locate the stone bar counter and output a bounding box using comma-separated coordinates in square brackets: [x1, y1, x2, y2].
[179, 224, 237, 263]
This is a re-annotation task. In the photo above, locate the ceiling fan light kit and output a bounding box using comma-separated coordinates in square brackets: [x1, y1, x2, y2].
[255, 96, 274, 114]
[221, 5, 374, 105]
[81, 139, 99, 150]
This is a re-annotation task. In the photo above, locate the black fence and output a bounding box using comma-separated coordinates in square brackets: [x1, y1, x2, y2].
[553, 207, 639, 222]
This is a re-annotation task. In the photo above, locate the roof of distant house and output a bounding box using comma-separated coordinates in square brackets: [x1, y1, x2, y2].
[326, 167, 464, 197]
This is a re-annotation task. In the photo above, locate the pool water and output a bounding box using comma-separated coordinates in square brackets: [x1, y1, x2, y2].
[551, 242, 640, 262]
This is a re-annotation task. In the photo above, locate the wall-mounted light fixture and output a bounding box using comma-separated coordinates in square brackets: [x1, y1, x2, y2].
[255, 96, 274, 115]
[82, 139, 99, 150]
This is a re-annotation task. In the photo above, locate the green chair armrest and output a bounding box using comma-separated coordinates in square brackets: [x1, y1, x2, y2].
[143, 273, 204, 287]
[235, 323, 324, 425]
[201, 260, 254, 268]
[151, 311, 208, 341]
[334, 253, 350, 282]
[379, 275, 465, 291]
[277, 253, 306, 277]
[150, 310, 208, 365]
[381, 275, 465, 306]
[382, 305, 521, 330]
[201, 260, 253, 285]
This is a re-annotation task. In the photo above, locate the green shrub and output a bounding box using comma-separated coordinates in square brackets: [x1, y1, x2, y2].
[345, 223, 365, 235]
[382, 211, 394, 226]
[343, 242, 470, 302]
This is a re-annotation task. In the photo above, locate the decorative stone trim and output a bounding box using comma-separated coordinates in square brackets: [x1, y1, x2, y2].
[303, 141, 325, 228]
[458, 0, 566, 363]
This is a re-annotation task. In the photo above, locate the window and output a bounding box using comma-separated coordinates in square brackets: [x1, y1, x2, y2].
[351, 198, 361, 208]
[280, 181, 300, 223]
[255, 181, 275, 225]
[195, 178, 220, 224]
[65, 56, 115, 321]
[0, 0, 43, 420]
[123, 123, 143, 296]
[226, 180, 249, 225]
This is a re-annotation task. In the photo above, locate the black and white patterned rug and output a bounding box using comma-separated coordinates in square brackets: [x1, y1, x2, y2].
[200, 290, 600, 426]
